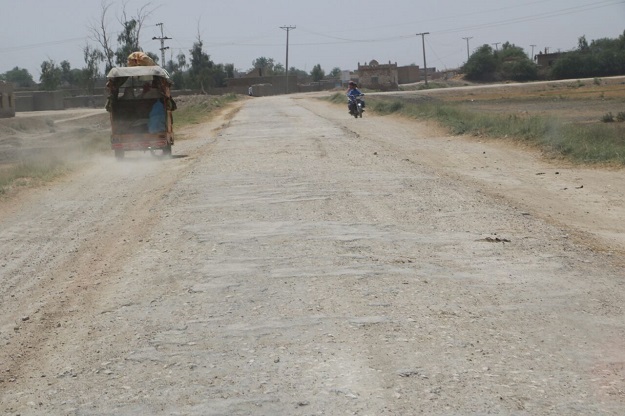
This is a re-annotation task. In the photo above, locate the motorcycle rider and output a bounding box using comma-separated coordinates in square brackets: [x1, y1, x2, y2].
[346, 81, 363, 114]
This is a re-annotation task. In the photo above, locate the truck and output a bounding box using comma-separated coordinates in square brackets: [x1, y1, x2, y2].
[105, 65, 176, 159]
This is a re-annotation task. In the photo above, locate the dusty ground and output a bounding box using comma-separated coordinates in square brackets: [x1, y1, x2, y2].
[1, 84, 625, 415]
[0, 109, 109, 169]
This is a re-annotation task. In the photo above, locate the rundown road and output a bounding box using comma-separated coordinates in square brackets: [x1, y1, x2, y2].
[1, 94, 625, 415]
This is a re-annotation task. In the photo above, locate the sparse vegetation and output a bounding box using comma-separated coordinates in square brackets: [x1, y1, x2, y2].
[327, 82, 625, 165]
[0, 156, 70, 195]
[174, 93, 239, 127]
[602, 112, 615, 122]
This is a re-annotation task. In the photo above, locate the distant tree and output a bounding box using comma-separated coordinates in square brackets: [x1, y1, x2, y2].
[289, 67, 308, 80]
[59, 60, 77, 86]
[114, 2, 156, 66]
[115, 18, 139, 66]
[311, 64, 325, 82]
[577, 35, 590, 52]
[462, 42, 537, 82]
[82, 44, 105, 94]
[211, 64, 230, 87]
[550, 31, 625, 79]
[329, 67, 342, 78]
[88, 0, 116, 73]
[1, 67, 35, 88]
[177, 52, 187, 70]
[166, 52, 188, 89]
[39, 60, 62, 91]
[498, 42, 538, 81]
[462, 44, 498, 81]
[273, 63, 285, 75]
[550, 53, 595, 79]
[252, 57, 275, 76]
[224, 63, 235, 79]
[188, 31, 214, 91]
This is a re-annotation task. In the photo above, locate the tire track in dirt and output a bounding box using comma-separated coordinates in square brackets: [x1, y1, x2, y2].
[0, 104, 241, 396]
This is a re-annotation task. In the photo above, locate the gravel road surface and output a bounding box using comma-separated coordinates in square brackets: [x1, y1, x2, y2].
[1, 95, 624, 415]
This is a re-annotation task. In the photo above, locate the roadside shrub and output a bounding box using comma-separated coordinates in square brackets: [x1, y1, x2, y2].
[616, 112, 625, 122]
[371, 100, 404, 114]
[549, 123, 625, 163]
[601, 112, 615, 122]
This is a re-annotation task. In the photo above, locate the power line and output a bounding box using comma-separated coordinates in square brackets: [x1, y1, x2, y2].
[3, 0, 621, 54]
[435, 0, 624, 35]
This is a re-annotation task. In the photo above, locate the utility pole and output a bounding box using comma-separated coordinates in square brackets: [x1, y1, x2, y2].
[530, 44, 537, 60]
[152, 23, 171, 67]
[417, 32, 430, 86]
[280, 25, 296, 94]
[462, 37, 473, 61]
[492, 42, 500, 51]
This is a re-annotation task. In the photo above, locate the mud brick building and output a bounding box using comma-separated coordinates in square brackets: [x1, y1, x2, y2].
[357, 60, 399, 90]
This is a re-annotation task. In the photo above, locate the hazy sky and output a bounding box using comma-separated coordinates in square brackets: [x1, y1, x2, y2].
[1, 0, 624, 78]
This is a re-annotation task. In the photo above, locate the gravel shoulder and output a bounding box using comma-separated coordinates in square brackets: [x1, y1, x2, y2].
[1, 94, 624, 415]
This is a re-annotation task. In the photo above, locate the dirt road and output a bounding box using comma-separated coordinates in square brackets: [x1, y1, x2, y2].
[1, 94, 625, 415]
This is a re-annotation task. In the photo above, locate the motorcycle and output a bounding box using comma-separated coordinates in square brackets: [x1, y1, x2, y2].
[348, 93, 365, 118]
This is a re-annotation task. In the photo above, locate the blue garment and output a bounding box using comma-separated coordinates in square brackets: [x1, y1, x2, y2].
[148, 100, 166, 133]
[347, 87, 362, 97]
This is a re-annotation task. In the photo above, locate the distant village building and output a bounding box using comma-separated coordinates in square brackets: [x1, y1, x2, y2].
[535, 50, 565, 67]
[357, 60, 399, 90]
[398, 65, 421, 84]
[355, 60, 426, 88]
[0, 81, 16, 118]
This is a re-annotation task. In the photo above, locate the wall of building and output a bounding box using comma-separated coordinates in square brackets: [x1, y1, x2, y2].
[227, 75, 298, 96]
[397, 66, 420, 84]
[64, 95, 107, 109]
[15, 91, 64, 112]
[357, 60, 399, 91]
[535, 52, 563, 67]
[0, 81, 16, 118]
